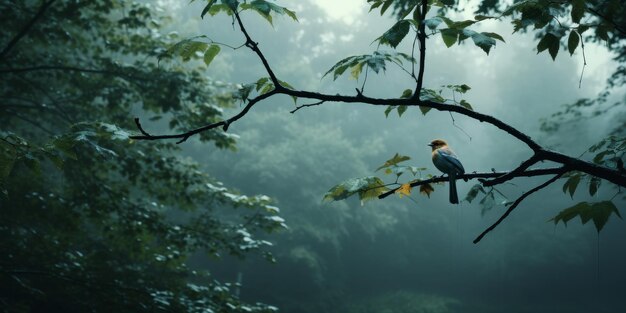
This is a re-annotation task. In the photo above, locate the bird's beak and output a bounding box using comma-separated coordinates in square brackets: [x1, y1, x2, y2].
[427, 143, 433, 147]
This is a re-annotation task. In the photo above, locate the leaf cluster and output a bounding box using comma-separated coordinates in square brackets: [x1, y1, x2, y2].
[0, 1, 286, 312]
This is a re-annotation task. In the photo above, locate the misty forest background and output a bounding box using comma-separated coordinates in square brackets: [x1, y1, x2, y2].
[1, 0, 625, 313]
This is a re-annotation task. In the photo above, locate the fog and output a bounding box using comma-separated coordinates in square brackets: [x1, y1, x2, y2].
[175, 1, 625, 312]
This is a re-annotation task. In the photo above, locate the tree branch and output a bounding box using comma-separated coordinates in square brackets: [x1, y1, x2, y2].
[587, 7, 626, 35]
[482, 153, 543, 186]
[130, 5, 625, 189]
[234, 11, 281, 87]
[472, 170, 567, 244]
[290, 100, 324, 114]
[412, 0, 428, 99]
[130, 89, 278, 143]
[0, 0, 57, 62]
[378, 167, 569, 199]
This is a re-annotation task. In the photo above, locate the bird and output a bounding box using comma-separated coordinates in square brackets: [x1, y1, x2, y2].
[428, 139, 465, 204]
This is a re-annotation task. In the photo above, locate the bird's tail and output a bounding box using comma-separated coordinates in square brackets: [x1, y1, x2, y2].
[449, 173, 459, 204]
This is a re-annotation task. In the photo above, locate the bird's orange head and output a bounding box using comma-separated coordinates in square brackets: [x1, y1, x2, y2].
[428, 139, 448, 151]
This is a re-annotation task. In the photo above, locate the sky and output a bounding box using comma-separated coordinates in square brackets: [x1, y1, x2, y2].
[173, 1, 626, 312]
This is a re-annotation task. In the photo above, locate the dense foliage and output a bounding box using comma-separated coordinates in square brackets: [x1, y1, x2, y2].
[0, 1, 285, 312]
[2, 0, 625, 312]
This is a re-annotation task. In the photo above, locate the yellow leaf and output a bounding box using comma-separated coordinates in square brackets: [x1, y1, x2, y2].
[420, 183, 435, 198]
[395, 183, 412, 198]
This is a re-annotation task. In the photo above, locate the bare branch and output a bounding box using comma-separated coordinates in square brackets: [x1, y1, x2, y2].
[378, 167, 568, 199]
[412, 0, 428, 99]
[290, 100, 324, 114]
[587, 7, 626, 35]
[0, 0, 57, 62]
[234, 12, 281, 87]
[473, 170, 567, 244]
[482, 153, 543, 187]
[130, 89, 278, 143]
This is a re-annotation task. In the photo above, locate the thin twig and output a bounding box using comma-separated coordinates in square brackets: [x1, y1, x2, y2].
[290, 101, 324, 114]
[234, 12, 280, 86]
[482, 153, 543, 186]
[578, 32, 587, 88]
[587, 7, 626, 35]
[449, 111, 472, 141]
[412, 0, 428, 99]
[0, 0, 57, 62]
[130, 89, 278, 143]
[411, 32, 419, 79]
[473, 170, 567, 243]
[360, 66, 369, 94]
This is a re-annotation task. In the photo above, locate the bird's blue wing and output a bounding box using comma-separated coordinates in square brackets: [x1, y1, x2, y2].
[437, 149, 465, 174]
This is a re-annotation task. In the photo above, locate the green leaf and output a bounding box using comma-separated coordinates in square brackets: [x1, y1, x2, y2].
[440, 28, 458, 47]
[161, 36, 210, 62]
[207, 4, 233, 16]
[412, 6, 422, 23]
[278, 80, 297, 104]
[588, 177, 601, 196]
[350, 62, 364, 80]
[365, 53, 386, 73]
[384, 105, 396, 117]
[377, 19, 411, 48]
[445, 84, 471, 94]
[324, 52, 411, 81]
[240, 0, 294, 25]
[53, 137, 78, 160]
[375, 153, 411, 171]
[567, 30, 580, 55]
[571, 0, 585, 24]
[470, 31, 497, 55]
[483, 32, 505, 43]
[369, 0, 383, 12]
[401, 89, 413, 98]
[479, 190, 496, 215]
[464, 184, 486, 203]
[235, 83, 255, 101]
[577, 24, 590, 34]
[424, 17, 443, 30]
[323, 176, 388, 202]
[23, 153, 42, 175]
[380, 0, 393, 15]
[397, 105, 408, 117]
[537, 33, 560, 60]
[0, 146, 16, 180]
[596, 24, 609, 41]
[201, 0, 218, 19]
[203, 44, 221, 67]
[43, 149, 64, 169]
[99, 123, 130, 141]
[221, 0, 239, 11]
[474, 15, 495, 21]
[259, 83, 273, 95]
[256, 77, 269, 91]
[567, 174, 581, 198]
[459, 99, 473, 110]
[450, 19, 475, 30]
[551, 202, 587, 225]
[550, 201, 622, 233]
[284, 8, 298, 21]
[590, 201, 621, 232]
